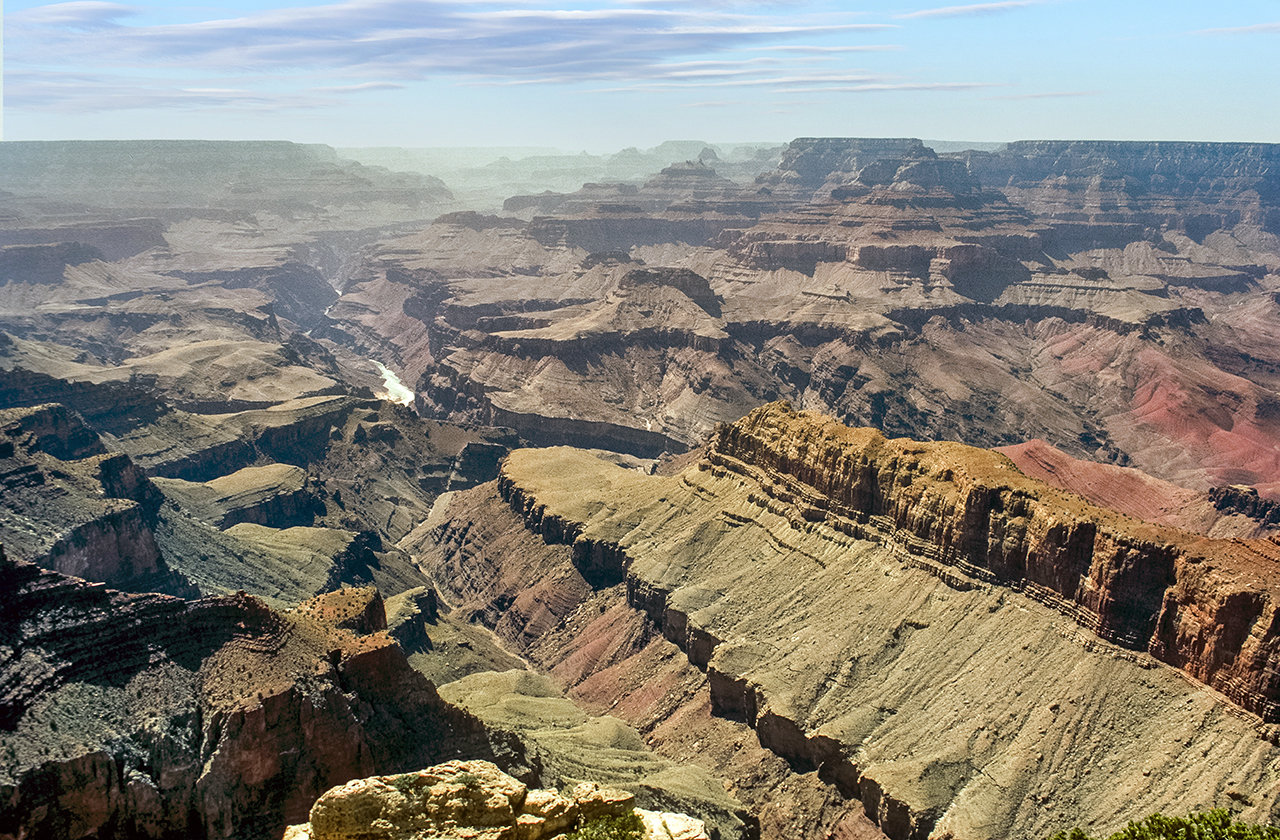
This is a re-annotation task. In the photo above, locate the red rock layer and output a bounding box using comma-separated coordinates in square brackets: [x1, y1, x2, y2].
[998, 439, 1203, 529]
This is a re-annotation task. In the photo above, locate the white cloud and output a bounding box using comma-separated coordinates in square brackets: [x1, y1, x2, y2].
[314, 81, 407, 92]
[753, 44, 902, 53]
[1197, 21, 1280, 35]
[5, 70, 321, 112]
[989, 89, 1098, 100]
[898, 1, 1039, 20]
[12, 2, 139, 24]
[777, 81, 995, 93]
[5, 0, 965, 114]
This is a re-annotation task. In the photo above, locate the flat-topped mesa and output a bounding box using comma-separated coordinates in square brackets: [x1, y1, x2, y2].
[958, 140, 1280, 230]
[707, 402, 1280, 721]
[984, 140, 1280, 193]
[764, 137, 935, 188]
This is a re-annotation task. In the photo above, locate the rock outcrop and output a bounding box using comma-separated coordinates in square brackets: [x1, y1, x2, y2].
[153, 463, 325, 529]
[283, 759, 708, 840]
[0, 560, 486, 840]
[0, 404, 192, 595]
[418, 404, 1280, 839]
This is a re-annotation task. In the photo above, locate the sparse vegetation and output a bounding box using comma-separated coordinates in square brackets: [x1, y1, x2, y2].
[564, 812, 645, 840]
[1049, 809, 1280, 840]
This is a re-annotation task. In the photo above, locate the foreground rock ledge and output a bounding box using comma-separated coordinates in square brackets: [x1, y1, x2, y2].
[284, 759, 709, 840]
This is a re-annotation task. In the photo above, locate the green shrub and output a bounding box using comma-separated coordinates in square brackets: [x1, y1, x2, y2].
[564, 811, 645, 840]
[1049, 809, 1280, 840]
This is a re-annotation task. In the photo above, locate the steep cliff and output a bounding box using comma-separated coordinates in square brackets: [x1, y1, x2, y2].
[0, 561, 486, 840]
[707, 403, 1280, 719]
[0, 404, 191, 595]
[960, 140, 1280, 232]
[418, 405, 1280, 840]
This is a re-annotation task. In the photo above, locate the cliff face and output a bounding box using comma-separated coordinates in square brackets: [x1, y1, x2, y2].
[960, 140, 1280, 231]
[412, 485, 885, 840]
[0, 559, 482, 840]
[422, 406, 1280, 840]
[757, 138, 936, 194]
[708, 403, 1280, 720]
[0, 404, 190, 594]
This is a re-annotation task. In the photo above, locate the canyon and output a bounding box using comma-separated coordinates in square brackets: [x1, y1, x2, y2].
[2, 136, 1280, 839]
[413, 404, 1280, 840]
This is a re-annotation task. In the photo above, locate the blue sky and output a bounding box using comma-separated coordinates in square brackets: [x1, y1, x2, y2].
[4, 0, 1279, 148]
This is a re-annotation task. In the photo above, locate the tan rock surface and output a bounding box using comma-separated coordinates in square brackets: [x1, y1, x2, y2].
[422, 404, 1280, 839]
[636, 809, 709, 840]
[567, 782, 636, 820]
[289, 760, 706, 840]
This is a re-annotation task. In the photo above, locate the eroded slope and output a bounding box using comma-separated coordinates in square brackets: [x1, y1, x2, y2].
[420, 403, 1280, 840]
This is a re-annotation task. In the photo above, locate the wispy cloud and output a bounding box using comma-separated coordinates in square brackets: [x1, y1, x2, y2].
[1196, 21, 1280, 35]
[585, 73, 882, 93]
[898, 1, 1039, 19]
[589, 76, 994, 96]
[5, 70, 319, 112]
[12, 1, 139, 28]
[8, 0, 907, 111]
[9, 0, 1012, 126]
[778, 81, 995, 93]
[752, 44, 902, 53]
[10, 2, 883, 77]
[314, 81, 407, 93]
[988, 89, 1098, 100]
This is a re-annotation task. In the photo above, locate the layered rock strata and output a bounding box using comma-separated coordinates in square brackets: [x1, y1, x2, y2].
[0, 404, 192, 594]
[706, 403, 1280, 717]
[0, 562, 485, 840]
[427, 404, 1280, 839]
[347, 138, 1280, 501]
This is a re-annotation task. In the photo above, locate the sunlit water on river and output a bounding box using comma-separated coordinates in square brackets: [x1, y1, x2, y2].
[374, 362, 415, 406]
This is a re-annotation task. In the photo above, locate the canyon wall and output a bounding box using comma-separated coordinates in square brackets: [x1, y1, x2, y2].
[707, 403, 1280, 720]
[425, 404, 1280, 839]
[0, 557, 488, 840]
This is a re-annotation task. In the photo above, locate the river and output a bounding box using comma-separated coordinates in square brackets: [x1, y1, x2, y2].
[374, 361, 415, 406]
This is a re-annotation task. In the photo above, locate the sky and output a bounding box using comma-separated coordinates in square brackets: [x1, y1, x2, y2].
[4, 0, 1280, 149]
